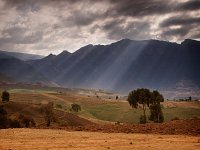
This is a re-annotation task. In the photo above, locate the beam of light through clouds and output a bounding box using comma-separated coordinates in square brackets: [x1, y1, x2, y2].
[0, 0, 199, 55]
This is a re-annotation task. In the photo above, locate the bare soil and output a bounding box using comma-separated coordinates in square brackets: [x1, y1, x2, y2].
[0, 128, 200, 150]
[56, 118, 200, 136]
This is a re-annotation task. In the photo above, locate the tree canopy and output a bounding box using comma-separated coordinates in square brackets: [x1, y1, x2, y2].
[127, 88, 164, 123]
[1, 90, 10, 102]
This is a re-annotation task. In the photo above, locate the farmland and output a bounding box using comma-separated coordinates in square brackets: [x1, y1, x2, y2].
[2, 88, 200, 124]
[0, 88, 200, 149]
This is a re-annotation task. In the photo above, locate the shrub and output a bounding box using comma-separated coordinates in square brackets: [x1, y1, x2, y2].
[1, 90, 10, 102]
[18, 114, 36, 127]
[70, 104, 81, 112]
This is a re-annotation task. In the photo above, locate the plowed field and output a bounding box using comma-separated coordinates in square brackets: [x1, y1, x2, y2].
[0, 129, 200, 150]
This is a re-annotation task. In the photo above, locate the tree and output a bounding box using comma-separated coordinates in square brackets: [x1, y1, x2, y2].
[127, 89, 165, 123]
[188, 96, 192, 101]
[41, 102, 54, 127]
[1, 90, 10, 102]
[127, 88, 152, 123]
[70, 104, 81, 112]
[149, 90, 164, 123]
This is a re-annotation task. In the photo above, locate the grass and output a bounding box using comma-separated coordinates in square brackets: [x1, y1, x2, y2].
[163, 107, 200, 121]
[9, 88, 57, 94]
[2, 88, 200, 124]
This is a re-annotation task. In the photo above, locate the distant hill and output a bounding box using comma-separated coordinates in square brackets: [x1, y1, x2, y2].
[0, 50, 44, 61]
[0, 57, 51, 85]
[0, 73, 14, 83]
[1, 39, 200, 98]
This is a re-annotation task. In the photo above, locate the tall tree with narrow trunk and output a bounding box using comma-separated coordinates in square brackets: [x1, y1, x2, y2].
[127, 88, 151, 123]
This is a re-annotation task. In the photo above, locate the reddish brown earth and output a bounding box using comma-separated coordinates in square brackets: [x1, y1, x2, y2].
[0, 129, 200, 150]
[50, 119, 200, 136]
[2, 101, 200, 136]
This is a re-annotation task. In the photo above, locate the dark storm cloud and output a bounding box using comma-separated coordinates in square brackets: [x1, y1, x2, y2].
[0, 0, 200, 55]
[159, 13, 200, 40]
[106, 0, 172, 17]
[160, 17, 200, 27]
[177, 0, 200, 11]
[103, 19, 151, 40]
[3, 0, 200, 17]
[162, 27, 190, 37]
[62, 10, 104, 27]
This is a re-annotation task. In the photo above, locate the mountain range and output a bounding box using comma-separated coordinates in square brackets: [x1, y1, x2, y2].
[0, 39, 200, 98]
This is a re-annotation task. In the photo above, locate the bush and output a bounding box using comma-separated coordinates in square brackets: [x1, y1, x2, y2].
[139, 115, 147, 124]
[18, 114, 36, 127]
[1, 90, 10, 102]
[70, 104, 81, 112]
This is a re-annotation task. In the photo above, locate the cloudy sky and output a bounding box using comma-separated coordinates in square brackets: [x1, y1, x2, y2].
[0, 0, 199, 55]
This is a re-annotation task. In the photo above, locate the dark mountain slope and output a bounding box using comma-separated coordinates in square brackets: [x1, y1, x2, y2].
[0, 57, 50, 84]
[35, 39, 199, 92]
[1, 39, 200, 93]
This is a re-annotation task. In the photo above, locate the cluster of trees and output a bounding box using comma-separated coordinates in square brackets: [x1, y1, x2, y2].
[127, 88, 164, 123]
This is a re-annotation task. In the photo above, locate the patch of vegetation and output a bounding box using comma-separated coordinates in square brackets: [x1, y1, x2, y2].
[85, 104, 126, 122]
[40, 102, 55, 127]
[0, 106, 35, 128]
[127, 88, 164, 123]
[56, 104, 62, 109]
[1, 90, 10, 103]
[70, 104, 81, 112]
[163, 107, 200, 121]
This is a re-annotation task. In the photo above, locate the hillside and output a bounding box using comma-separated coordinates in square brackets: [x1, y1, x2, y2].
[1, 89, 199, 125]
[0, 57, 53, 85]
[29, 39, 200, 97]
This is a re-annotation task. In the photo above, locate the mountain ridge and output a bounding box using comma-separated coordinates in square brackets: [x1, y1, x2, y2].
[0, 39, 200, 98]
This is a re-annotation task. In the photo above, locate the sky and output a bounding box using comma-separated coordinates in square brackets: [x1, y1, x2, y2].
[0, 0, 199, 55]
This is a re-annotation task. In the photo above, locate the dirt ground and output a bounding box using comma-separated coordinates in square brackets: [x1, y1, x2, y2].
[0, 128, 200, 150]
